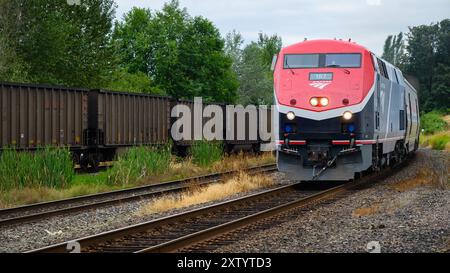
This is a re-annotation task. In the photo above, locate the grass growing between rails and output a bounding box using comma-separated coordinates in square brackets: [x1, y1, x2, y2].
[136, 171, 274, 216]
[0, 147, 275, 208]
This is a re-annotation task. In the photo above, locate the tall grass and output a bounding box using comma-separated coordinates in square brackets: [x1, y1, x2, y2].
[190, 140, 223, 167]
[428, 132, 450, 150]
[106, 145, 171, 186]
[421, 111, 448, 135]
[0, 147, 74, 192]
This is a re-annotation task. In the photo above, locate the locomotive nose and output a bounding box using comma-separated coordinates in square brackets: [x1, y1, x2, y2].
[306, 143, 331, 165]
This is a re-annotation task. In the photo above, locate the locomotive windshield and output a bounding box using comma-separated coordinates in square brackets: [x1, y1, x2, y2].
[284, 54, 319, 68]
[325, 54, 361, 68]
[284, 53, 361, 69]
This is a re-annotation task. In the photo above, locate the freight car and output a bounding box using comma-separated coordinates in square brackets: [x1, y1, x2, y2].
[84, 89, 172, 169]
[1, 83, 273, 169]
[273, 39, 420, 181]
[171, 98, 270, 155]
[0, 82, 89, 161]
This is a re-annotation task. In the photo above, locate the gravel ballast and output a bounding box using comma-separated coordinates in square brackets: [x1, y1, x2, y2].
[0, 173, 283, 253]
[0, 149, 447, 253]
[214, 149, 450, 253]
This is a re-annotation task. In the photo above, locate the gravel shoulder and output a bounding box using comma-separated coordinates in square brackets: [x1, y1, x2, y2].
[214, 149, 450, 253]
[0, 172, 284, 253]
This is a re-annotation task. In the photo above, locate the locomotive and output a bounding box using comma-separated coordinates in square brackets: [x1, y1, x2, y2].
[272, 39, 419, 181]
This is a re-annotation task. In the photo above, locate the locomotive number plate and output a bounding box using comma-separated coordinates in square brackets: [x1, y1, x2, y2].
[309, 72, 333, 81]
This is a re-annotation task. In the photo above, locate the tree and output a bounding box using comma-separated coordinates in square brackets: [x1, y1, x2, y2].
[257, 33, 283, 68]
[0, 0, 29, 82]
[112, 7, 152, 75]
[430, 64, 450, 111]
[225, 31, 282, 105]
[0, 0, 117, 88]
[238, 43, 274, 105]
[105, 68, 163, 94]
[113, 1, 238, 102]
[403, 20, 450, 112]
[224, 30, 244, 74]
[381, 32, 405, 67]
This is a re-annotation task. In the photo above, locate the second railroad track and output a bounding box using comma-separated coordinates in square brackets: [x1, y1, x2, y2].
[27, 157, 410, 253]
[0, 163, 277, 227]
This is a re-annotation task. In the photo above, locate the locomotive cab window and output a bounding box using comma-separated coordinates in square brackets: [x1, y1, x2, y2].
[284, 54, 319, 68]
[284, 53, 361, 69]
[324, 54, 361, 68]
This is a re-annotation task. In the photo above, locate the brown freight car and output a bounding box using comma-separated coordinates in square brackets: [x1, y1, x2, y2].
[0, 82, 88, 159]
[170, 98, 272, 154]
[85, 89, 172, 168]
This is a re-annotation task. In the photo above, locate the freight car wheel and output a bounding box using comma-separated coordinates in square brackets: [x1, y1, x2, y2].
[80, 161, 89, 172]
[88, 154, 99, 172]
[252, 143, 261, 154]
[224, 144, 234, 154]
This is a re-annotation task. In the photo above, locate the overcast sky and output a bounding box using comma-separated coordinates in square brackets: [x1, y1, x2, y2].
[114, 0, 449, 55]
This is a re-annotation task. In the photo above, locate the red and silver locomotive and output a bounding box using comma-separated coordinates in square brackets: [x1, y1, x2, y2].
[272, 39, 419, 181]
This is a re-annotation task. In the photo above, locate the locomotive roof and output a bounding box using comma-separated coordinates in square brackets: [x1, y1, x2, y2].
[281, 39, 371, 54]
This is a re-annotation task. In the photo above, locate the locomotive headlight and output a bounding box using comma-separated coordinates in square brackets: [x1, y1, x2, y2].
[286, 111, 295, 120]
[310, 97, 319, 106]
[343, 111, 353, 120]
[320, 97, 329, 106]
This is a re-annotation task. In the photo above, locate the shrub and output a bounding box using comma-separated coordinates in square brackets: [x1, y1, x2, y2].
[190, 141, 223, 168]
[421, 111, 447, 135]
[106, 145, 171, 186]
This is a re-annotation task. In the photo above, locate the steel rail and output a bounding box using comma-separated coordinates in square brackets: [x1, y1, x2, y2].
[0, 163, 277, 227]
[140, 160, 405, 253]
[27, 158, 409, 254]
[26, 182, 298, 253]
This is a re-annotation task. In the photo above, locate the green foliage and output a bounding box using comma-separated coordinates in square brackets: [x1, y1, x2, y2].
[112, 7, 152, 75]
[105, 69, 164, 94]
[402, 19, 450, 112]
[420, 111, 448, 134]
[112, 1, 238, 102]
[429, 133, 450, 150]
[225, 31, 282, 105]
[0, 147, 74, 191]
[430, 63, 450, 110]
[190, 141, 223, 167]
[106, 146, 171, 186]
[0, 0, 117, 88]
[381, 32, 405, 67]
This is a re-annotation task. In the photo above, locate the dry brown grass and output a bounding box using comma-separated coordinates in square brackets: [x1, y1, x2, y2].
[443, 115, 450, 125]
[134, 152, 275, 186]
[352, 203, 381, 217]
[389, 168, 446, 192]
[136, 171, 274, 216]
[211, 152, 275, 173]
[0, 184, 115, 208]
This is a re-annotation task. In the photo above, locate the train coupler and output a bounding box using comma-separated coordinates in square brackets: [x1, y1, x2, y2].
[311, 147, 359, 180]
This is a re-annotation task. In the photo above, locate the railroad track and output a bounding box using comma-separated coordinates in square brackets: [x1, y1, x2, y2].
[27, 158, 409, 253]
[0, 163, 277, 227]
